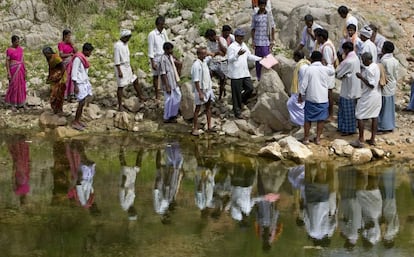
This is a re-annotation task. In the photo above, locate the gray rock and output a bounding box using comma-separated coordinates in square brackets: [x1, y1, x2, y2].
[26, 95, 42, 106]
[222, 120, 241, 137]
[251, 69, 291, 131]
[124, 97, 142, 113]
[234, 119, 257, 135]
[179, 82, 195, 120]
[351, 148, 373, 165]
[278, 136, 313, 163]
[330, 139, 354, 156]
[54, 126, 81, 138]
[114, 111, 132, 130]
[274, 55, 295, 94]
[258, 141, 283, 160]
[371, 148, 385, 158]
[84, 104, 102, 120]
[181, 10, 193, 20]
[39, 111, 67, 127]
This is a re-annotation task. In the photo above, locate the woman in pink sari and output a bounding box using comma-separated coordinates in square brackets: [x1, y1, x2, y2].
[5, 35, 27, 111]
[58, 29, 77, 101]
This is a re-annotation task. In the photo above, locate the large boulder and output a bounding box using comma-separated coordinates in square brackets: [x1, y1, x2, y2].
[274, 55, 295, 94]
[114, 111, 132, 130]
[54, 126, 81, 138]
[251, 69, 291, 131]
[179, 82, 195, 120]
[222, 120, 241, 137]
[258, 141, 283, 160]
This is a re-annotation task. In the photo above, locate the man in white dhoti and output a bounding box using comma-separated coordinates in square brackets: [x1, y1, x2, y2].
[114, 29, 146, 111]
[287, 50, 309, 126]
[354, 52, 382, 148]
[159, 42, 182, 123]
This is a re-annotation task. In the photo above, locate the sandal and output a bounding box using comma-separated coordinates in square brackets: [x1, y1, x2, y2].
[72, 122, 84, 131]
[312, 138, 321, 145]
[301, 139, 310, 145]
[191, 130, 200, 136]
[350, 140, 364, 148]
[365, 139, 376, 146]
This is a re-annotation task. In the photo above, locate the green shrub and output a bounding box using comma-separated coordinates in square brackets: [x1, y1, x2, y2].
[198, 20, 215, 37]
[124, 0, 155, 11]
[176, 0, 207, 11]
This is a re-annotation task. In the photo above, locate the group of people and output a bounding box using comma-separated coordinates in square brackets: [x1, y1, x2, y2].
[4, 1, 411, 141]
[288, 5, 401, 147]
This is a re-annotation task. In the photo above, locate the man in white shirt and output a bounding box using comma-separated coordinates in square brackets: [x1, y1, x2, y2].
[148, 16, 169, 100]
[296, 14, 322, 57]
[114, 29, 146, 111]
[71, 43, 94, 131]
[316, 29, 337, 121]
[359, 25, 378, 63]
[336, 42, 362, 136]
[369, 24, 387, 61]
[191, 47, 215, 136]
[227, 28, 262, 119]
[299, 51, 335, 145]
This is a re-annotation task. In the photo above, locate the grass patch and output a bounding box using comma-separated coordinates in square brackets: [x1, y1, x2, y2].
[176, 0, 208, 11]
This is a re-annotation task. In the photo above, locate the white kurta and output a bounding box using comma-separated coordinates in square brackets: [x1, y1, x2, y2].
[114, 40, 137, 88]
[355, 63, 382, 119]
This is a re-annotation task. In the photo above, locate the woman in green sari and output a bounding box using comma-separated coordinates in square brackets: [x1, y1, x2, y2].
[42, 46, 66, 115]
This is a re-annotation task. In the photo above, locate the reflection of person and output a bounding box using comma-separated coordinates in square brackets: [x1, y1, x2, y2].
[42, 46, 67, 115]
[159, 42, 182, 123]
[153, 143, 184, 224]
[70, 43, 94, 131]
[379, 165, 399, 248]
[148, 16, 169, 100]
[337, 166, 362, 249]
[357, 171, 382, 247]
[8, 134, 30, 205]
[51, 141, 71, 206]
[303, 162, 337, 247]
[5, 35, 27, 112]
[58, 29, 77, 100]
[67, 141, 99, 214]
[119, 147, 142, 221]
[288, 165, 305, 226]
[255, 170, 281, 251]
[114, 29, 146, 111]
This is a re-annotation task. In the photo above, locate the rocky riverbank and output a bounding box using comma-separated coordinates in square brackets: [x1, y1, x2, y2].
[0, 0, 414, 165]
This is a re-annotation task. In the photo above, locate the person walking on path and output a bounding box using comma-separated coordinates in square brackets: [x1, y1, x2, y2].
[42, 46, 67, 115]
[70, 43, 94, 131]
[114, 29, 147, 111]
[5, 35, 27, 112]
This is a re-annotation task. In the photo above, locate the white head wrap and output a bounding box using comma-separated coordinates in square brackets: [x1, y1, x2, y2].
[359, 26, 372, 38]
[120, 29, 132, 38]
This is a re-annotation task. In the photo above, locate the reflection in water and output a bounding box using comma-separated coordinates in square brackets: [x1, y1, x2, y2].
[379, 165, 399, 248]
[357, 170, 382, 247]
[337, 165, 362, 249]
[119, 147, 142, 221]
[194, 144, 230, 219]
[8, 134, 30, 205]
[66, 140, 99, 214]
[153, 142, 184, 224]
[254, 171, 282, 251]
[1, 134, 414, 256]
[302, 162, 337, 247]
